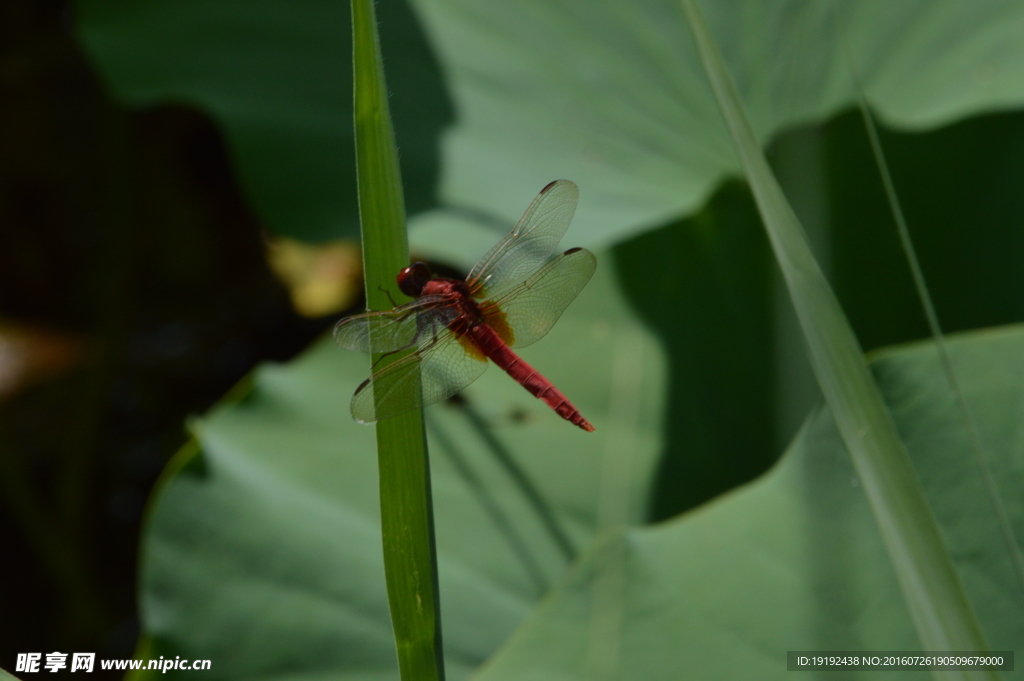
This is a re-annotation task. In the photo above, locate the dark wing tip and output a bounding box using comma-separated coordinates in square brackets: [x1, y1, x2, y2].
[351, 378, 376, 424]
[540, 179, 577, 194]
[564, 246, 582, 254]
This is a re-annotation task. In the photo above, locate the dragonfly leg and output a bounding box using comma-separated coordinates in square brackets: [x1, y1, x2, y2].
[370, 345, 415, 369]
[378, 285, 399, 308]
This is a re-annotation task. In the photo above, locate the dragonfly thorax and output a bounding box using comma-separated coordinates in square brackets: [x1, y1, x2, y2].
[421, 277, 483, 330]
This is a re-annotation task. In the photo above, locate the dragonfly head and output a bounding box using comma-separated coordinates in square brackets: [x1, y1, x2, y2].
[397, 261, 432, 297]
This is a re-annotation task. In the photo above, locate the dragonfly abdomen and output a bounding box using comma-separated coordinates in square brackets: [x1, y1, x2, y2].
[468, 323, 595, 432]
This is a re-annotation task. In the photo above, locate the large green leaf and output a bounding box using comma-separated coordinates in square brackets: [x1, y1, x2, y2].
[409, 0, 1024, 251]
[137, 257, 666, 679]
[76, 1, 1024, 250]
[477, 324, 1024, 680]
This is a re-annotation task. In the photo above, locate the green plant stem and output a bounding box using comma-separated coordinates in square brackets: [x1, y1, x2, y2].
[679, 0, 993, 671]
[351, 0, 444, 679]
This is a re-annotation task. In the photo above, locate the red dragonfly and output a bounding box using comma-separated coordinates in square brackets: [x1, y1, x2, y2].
[334, 180, 596, 431]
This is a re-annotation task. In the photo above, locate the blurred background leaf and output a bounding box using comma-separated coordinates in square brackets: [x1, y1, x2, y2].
[137, 258, 666, 680]
[0, 322, 82, 400]
[476, 325, 1024, 680]
[76, 0, 453, 242]
[264, 237, 362, 318]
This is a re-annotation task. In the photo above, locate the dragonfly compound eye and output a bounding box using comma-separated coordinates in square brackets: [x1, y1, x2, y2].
[397, 261, 432, 297]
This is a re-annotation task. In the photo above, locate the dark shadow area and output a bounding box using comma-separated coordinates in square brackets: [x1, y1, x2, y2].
[614, 182, 775, 522]
[826, 108, 1024, 350]
[0, 2, 343, 673]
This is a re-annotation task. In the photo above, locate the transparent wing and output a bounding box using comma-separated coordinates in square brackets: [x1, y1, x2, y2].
[466, 180, 579, 299]
[333, 295, 451, 353]
[350, 329, 488, 423]
[484, 247, 597, 349]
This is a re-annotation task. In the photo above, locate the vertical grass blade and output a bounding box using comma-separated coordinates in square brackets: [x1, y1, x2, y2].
[844, 48, 1024, 600]
[679, 0, 994, 670]
[351, 1, 444, 679]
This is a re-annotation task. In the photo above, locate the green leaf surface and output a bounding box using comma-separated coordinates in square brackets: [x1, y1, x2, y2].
[137, 258, 666, 679]
[477, 325, 1024, 680]
[409, 0, 1024, 251]
[75, 0, 451, 242]
[76, 1, 1024, 250]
